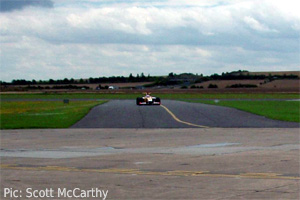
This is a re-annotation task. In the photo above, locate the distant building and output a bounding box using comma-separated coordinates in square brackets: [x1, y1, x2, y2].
[108, 86, 119, 89]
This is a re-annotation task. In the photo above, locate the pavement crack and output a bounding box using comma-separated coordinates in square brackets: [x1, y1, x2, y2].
[253, 183, 297, 193]
[217, 183, 297, 200]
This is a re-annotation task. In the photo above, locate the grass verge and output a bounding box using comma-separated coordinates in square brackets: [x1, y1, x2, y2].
[0, 100, 106, 129]
[184, 100, 300, 122]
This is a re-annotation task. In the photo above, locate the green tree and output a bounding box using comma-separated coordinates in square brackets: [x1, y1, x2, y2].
[168, 72, 174, 77]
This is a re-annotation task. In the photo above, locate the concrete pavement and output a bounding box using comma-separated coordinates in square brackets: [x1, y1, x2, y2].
[1, 128, 299, 199]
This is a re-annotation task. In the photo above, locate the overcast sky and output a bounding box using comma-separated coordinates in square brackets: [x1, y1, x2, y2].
[0, 0, 299, 81]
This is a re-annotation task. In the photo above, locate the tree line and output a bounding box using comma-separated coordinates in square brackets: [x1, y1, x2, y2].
[0, 71, 298, 86]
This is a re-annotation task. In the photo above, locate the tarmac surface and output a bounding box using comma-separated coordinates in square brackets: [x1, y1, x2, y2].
[72, 100, 299, 128]
[0, 128, 299, 199]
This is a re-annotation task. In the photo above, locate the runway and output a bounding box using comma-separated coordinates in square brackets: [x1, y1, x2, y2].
[72, 100, 299, 128]
[2, 100, 299, 199]
[1, 128, 299, 199]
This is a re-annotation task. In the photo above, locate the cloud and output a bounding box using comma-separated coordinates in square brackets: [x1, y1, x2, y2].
[1, 37, 298, 82]
[2, 4, 297, 51]
[0, 0, 299, 81]
[0, 0, 53, 12]
[243, 16, 278, 33]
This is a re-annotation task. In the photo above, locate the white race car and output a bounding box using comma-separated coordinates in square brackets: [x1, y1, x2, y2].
[136, 93, 161, 105]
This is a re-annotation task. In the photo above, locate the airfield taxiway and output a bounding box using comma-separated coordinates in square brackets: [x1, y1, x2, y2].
[72, 100, 299, 128]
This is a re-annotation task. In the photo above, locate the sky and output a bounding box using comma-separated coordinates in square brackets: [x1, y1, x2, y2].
[0, 0, 299, 81]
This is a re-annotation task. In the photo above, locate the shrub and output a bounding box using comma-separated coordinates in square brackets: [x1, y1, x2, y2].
[190, 85, 204, 89]
[208, 84, 218, 88]
[226, 84, 257, 88]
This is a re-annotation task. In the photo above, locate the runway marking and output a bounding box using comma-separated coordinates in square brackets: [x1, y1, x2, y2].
[160, 104, 209, 128]
[2, 164, 299, 180]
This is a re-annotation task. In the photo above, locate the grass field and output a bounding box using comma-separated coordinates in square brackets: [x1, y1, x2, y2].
[0, 100, 106, 129]
[184, 100, 300, 122]
[1, 93, 299, 100]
